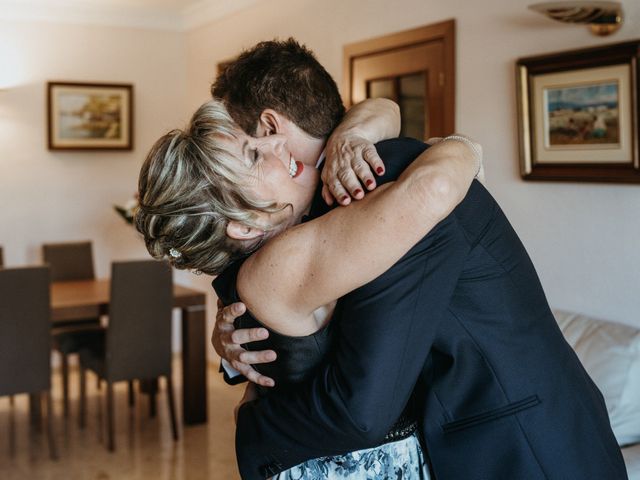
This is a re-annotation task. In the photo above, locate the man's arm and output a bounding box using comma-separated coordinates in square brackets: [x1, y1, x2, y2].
[235, 210, 472, 479]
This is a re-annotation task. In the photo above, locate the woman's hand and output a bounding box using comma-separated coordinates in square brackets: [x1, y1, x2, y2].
[322, 98, 400, 206]
[235, 383, 258, 425]
[322, 133, 384, 206]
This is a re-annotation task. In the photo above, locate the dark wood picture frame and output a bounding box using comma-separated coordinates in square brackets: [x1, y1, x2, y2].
[47, 82, 134, 151]
[516, 40, 640, 183]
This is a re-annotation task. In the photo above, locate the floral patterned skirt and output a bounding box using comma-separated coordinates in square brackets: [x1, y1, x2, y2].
[271, 432, 430, 479]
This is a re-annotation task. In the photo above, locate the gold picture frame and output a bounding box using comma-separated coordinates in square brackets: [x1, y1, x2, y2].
[516, 41, 639, 183]
[47, 82, 133, 151]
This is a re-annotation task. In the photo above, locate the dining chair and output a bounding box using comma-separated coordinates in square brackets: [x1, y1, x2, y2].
[79, 260, 178, 451]
[0, 266, 58, 459]
[42, 240, 102, 419]
[0, 245, 4, 267]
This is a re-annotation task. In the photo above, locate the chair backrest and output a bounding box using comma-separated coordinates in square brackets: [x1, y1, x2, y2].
[106, 260, 173, 382]
[0, 266, 51, 396]
[42, 241, 95, 282]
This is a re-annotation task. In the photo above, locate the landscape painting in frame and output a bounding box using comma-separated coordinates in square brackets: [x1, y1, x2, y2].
[516, 40, 640, 183]
[47, 82, 133, 150]
[545, 80, 619, 148]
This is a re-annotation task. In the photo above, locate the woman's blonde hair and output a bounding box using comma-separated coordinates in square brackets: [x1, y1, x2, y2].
[135, 99, 286, 275]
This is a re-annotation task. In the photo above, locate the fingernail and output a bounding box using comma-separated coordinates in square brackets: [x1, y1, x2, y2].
[365, 179, 374, 188]
[258, 329, 268, 338]
[376, 167, 384, 175]
[354, 189, 363, 197]
[341, 195, 349, 203]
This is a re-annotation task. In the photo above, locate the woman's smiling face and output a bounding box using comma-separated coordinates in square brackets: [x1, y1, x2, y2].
[219, 129, 320, 230]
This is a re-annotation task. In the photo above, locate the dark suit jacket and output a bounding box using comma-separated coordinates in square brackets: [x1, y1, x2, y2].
[234, 138, 627, 479]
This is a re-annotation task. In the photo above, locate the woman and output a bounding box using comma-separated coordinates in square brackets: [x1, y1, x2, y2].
[135, 99, 480, 478]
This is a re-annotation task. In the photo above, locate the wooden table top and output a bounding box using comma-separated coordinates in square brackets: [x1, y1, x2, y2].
[51, 278, 206, 322]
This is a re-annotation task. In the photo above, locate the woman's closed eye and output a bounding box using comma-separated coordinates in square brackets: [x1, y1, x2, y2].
[252, 148, 261, 164]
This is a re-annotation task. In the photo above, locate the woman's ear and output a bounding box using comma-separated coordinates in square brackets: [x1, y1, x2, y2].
[257, 109, 282, 137]
[226, 221, 265, 241]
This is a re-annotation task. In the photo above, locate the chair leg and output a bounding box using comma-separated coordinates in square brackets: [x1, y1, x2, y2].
[96, 376, 101, 391]
[61, 354, 69, 419]
[43, 390, 58, 460]
[79, 366, 87, 429]
[165, 375, 178, 441]
[128, 380, 135, 408]
[9, 395, 14, 406]
[106, 382, 115, 452]
[146, 379, 158, 418]
[29, 393, 42, 432]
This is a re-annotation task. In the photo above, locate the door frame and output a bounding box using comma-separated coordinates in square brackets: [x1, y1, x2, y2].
[343, 19, 456, 134]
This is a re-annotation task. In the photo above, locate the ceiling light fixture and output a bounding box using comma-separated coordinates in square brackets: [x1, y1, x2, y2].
[528, 1, 623, 36]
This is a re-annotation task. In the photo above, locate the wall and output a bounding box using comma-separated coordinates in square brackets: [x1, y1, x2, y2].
[0, 19, 193, 354]
[186, 0, 640, 326]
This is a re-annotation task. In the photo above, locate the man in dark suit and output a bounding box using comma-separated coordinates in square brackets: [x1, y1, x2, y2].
[212, 40, 627, 479]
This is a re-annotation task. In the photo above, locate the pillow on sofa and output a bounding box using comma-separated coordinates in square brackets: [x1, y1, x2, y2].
[554, 309, 640, 446]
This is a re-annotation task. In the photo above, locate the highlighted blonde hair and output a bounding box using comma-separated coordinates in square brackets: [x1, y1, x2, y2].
[135, 99, 286, 275]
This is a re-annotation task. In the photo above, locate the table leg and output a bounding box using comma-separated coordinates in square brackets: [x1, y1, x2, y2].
[181, 305, 207, 425]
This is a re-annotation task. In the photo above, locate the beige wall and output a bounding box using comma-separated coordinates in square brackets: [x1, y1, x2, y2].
[0, 0, 637, 363]
[0, 19, 197, 355]
[0, 19, 188, 270]
[186, 0, 640, 326]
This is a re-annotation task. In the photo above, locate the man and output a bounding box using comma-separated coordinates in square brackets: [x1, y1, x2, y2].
[212, 39, 626, 479]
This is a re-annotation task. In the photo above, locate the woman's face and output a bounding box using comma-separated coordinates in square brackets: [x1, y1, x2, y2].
[221, 129, 320, 230]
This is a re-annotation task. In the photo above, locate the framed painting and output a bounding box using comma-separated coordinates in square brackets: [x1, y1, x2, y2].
[47, 82, 133, 151]
[516, 41, 639, 183]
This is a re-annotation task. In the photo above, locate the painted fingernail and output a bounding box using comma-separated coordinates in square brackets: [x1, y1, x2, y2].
[376, 167, 384, 175]
[341, 195, 349, 203]
[365, 179, 374, 188]
[354, 189, 363, 197]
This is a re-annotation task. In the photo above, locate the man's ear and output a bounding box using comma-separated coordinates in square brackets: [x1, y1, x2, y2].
[257, 109, 283, 137]
[226, 221, 265, 241]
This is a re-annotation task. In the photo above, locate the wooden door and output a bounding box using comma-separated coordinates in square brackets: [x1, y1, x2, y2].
[343, 20, 455, 139]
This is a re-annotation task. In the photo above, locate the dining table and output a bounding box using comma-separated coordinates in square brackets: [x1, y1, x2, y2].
[50, 278, 208, 425]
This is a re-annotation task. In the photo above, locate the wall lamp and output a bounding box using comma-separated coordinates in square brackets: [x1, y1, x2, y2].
[528, 1, 624, 36]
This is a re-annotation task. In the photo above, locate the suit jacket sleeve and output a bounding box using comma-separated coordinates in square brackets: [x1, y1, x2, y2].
[235, 207, 473, 479]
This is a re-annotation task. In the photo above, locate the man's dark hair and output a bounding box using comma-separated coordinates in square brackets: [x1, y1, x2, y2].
[211, 38, 345, 138]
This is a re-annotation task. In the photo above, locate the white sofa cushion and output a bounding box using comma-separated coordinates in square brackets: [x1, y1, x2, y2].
[554, 309, 640, 446]
[622, 443, 640, 480]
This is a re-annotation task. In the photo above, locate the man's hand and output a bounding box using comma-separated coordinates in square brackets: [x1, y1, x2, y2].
[322, 132, 385, 206]
[234, 383, 258, 425]
[212, 299, 276, 387]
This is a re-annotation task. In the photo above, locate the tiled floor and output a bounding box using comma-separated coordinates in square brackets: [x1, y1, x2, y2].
[0, 361, 244, 479]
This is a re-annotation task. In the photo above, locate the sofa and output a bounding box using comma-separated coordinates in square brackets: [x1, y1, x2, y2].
[554, 309, 640, 478]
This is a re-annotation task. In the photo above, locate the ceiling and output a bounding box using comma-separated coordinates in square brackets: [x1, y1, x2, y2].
[0, 0, 263, 31]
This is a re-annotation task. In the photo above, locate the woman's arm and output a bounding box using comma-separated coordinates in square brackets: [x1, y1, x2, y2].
[238, 138, 479, 336]
[322, 98, 400, 205]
